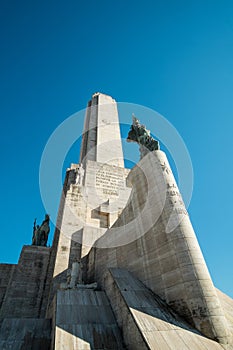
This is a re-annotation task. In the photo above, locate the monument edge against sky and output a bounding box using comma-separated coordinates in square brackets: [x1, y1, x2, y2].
[0, 92, 232, 349]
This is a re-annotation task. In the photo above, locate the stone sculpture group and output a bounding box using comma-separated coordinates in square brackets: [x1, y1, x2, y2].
[127, 115, 160, 152]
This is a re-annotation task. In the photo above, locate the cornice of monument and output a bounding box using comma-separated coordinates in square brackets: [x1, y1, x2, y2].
[92, 91, 116, 102]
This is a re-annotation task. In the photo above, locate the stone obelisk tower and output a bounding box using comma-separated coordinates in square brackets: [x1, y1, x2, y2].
[49, 92, 131, 295]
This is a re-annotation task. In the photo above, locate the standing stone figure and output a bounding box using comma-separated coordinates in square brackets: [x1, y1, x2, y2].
[39, 214, 50, 246]
[69, 261, 83, 288]
[32, 219, 40, 245]
[75, 163, 85, 185]
[32, 214, 50, 247]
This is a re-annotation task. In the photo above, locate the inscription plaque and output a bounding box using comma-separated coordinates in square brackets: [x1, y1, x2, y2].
[95, 166, 125, 197]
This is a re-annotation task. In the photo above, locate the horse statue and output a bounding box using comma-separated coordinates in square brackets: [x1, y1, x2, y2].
[32, 214, 50, 247]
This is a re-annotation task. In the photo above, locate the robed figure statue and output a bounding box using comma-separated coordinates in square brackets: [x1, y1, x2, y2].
[32, 214, 50, 247]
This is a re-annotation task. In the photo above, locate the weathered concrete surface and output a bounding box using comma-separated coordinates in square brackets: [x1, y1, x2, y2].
[0, 318, 51, 350]
[0, 245, 50, 321]
[105, 268, 233, 350]
[53, 289, 125, 349]
[217, 289, 233, 339]
[0, 264, 15, 311]
[87, 150, 231, 344]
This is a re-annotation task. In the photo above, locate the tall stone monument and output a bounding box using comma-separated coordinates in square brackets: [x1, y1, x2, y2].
[0, 92, 232, 349]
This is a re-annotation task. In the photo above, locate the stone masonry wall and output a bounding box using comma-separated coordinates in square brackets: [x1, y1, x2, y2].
[0, 245, 50, 321]
[0, 264, 15, 312]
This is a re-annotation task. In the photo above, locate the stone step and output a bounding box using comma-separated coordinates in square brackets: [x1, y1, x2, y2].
[54, 289, 126, 349]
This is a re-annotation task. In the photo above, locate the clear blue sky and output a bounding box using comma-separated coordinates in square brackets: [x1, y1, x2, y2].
[0, 1, 233, 297]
